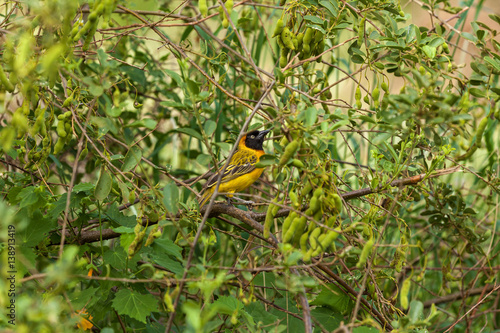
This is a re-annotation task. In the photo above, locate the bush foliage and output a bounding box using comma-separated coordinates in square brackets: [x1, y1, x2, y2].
[1, 0, 500, 332]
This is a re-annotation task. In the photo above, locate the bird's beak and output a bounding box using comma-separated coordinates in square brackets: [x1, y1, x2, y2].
[257, 130, 271, 139]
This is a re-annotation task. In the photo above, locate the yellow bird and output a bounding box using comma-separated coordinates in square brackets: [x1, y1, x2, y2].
[198, 129, 270, 207]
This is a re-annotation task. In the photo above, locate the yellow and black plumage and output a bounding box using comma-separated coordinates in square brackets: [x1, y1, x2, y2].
[198, 129, 270, 207]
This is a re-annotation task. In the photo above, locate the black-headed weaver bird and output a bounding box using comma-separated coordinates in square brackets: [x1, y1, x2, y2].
[198, 129, 270, 208]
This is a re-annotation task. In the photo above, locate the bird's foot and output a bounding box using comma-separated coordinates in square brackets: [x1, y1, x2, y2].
[226, 196, 255, 208]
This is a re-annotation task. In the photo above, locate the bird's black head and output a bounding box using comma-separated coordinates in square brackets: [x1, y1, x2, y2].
[244, 130, 270, 150]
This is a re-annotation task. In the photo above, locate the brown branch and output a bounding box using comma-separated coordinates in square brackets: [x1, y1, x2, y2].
[422, 284, 496, 308]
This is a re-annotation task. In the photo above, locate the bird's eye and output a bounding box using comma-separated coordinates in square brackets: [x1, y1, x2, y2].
[250, 135, 255, 139]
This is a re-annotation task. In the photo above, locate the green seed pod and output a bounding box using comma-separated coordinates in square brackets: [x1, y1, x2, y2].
[279, 56, 287, 68]
[301, 181, 313, 197]
[314, 39, 325, 56]
[0, 65, 15, 92]
[381, 81, 389, 93]
[475, 117, 488, 148]
[62, 94, 74, 108]
[303, 28, 314, 45]
[313, 187, 324, 199]
[57, 121, 67, 138]
[356, 237, 375, 268]
[276, 35, 285, 49]
[282, 211, 297, 237]
[357, 17, 365, 46]
[264, 197, 280, 238]
[300, 231, 309, 253]
[312, 227, 341, 256]
[326, 215, 337, 228]
[442, 42, 450, 54]
[283, 215, 302, 243]
[372, 87, 380, 101]
[308, 227, 322, 251]
[332, 193, 342, 212]
[225, 0, 233, 15]
[302, 44, 311, 56]
[314, 30, 323, 44]
[145, 225, 161, 247]
[355, 86, 362, 109]
[400, 278, 411, 310]
[54, 137, 66, 154]
[291, 159, 304, 168]
[289, 190, 299, 207]
[290, 216, 307, 246]
[199, 0, 208, 16]
[279, 140, 299, 166]
[272, 19, 284, 38]
[297, 32, 304, 49]
[281, 27, 295, 50]
[309, 196, 320, 214]
[82, 22, 98, 51]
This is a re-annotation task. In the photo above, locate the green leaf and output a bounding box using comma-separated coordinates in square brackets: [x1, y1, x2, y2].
[245, 302, 279, 327]
[173, 127, 203, 141]
[311, 284, 354, 314]
[469, 88, 485, 97]
[305, 106, 318, 127]
[111, 289, 158, 323]
[196, 153, 212, 165]
[162, 181, 179, 214]
[70, 287, 100, 309]
[311, 307, 343, 331]
[429, 36, 445, 48]
[372, 132, 392, 145]
[358, 115, 376, 124]
[204, 120, 217, 136]
[331, 119, 350, 131]
[106, 203, 137, 227]
[103, 247, 136, 270]
[186, 79, 200, 95]
[319, 0, 338, 17]
[489, 14, 500, 25]
[153, 237, 183, 260]
[383, 141, 399, 162]
[484, 56, 500, 72]
[18, 210, 56, 247]
[18, 187, 39, 208]
[408, 300, 424, 323]
[422, 45, 436, 59]
[73, 183, 94, 193]
[95, 167, 113, 201]
[461, 32, 477, 42]
[212, 296, 243, 314]
[304, 15, 324, 25]
[254, 154, 277, 168]
[160, 100, 186, 109]
[127, 119, 157, 130]
[164, 68, 183, 86]
[122, 145, 142, 172]
[151, 253, 184, 275]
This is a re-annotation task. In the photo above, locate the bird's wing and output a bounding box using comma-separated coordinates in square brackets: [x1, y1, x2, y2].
[205, 149, 258, 188]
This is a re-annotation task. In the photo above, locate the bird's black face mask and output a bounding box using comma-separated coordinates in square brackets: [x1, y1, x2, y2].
[244, 130, 270, 150]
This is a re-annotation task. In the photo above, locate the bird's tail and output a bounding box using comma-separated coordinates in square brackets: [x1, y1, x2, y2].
[198, 187, 215, 208]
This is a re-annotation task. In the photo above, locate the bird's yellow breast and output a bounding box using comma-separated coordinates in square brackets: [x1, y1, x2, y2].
[217, 167, 265, 195]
